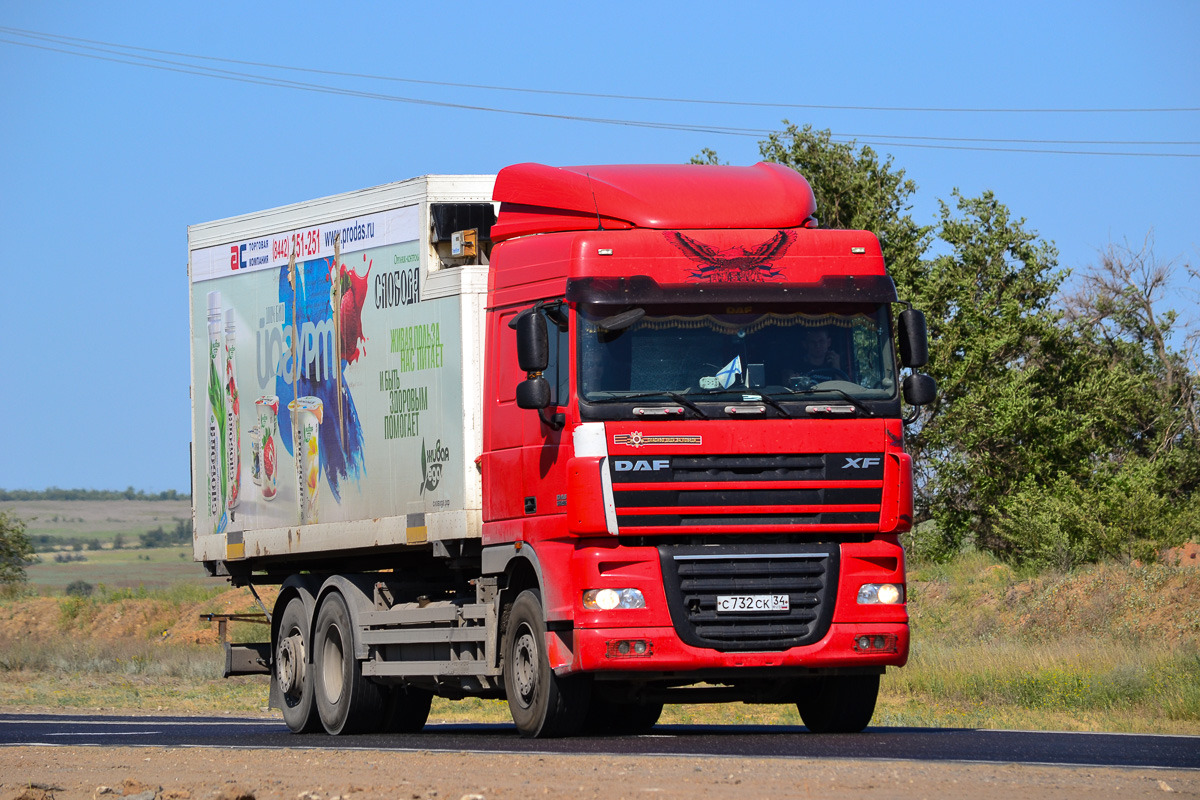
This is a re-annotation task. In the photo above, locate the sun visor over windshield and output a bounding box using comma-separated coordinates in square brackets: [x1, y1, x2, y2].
[566, 275, 899, 305]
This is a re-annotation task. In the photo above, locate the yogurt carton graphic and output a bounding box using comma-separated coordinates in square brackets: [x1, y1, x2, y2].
[255, 396, 280, 501]
[205, 292, 227, 534]
[289, 396, 323, 524]
[224, 310, 241, 510]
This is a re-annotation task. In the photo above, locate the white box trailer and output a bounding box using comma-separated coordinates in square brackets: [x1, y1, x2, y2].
[187, 175, 497, 573]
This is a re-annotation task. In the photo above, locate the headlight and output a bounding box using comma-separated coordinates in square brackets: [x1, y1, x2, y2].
[857, 583, 904, 605]
[583, 588, 646, 610]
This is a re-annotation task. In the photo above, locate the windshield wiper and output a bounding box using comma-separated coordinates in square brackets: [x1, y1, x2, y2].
[754, 393, 792, 419]
[768, 386, 875, 417]
[587, 390, 709, 418]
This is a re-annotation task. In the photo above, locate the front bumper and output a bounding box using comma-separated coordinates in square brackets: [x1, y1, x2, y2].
[565, 621, 908, 675]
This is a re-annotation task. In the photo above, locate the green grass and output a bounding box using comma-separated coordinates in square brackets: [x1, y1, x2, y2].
[0, 639, 272, 714]
[24, 545, 209, 592]
[1, 498, 190, 545]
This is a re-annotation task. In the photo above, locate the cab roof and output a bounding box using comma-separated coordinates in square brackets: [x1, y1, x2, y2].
[491, 162, 818, 243]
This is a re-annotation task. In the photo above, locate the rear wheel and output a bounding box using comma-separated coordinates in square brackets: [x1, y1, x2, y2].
[276, 597, 320, 733]
[313, 591, 386, 734]
[503, 590, 590, 738]
[795, 674, 879, 733]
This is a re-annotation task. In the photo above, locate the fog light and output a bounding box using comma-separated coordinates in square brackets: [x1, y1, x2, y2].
[853, 633, 898, 653]
[584, 588, 646, 610]
[605, 639, 653, 658]
[857, 583, 904, 605]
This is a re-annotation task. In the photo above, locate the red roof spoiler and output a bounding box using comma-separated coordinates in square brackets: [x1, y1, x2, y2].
[491, 162, 818, 243]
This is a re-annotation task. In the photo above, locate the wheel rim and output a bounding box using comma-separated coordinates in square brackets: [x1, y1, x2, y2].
[321, 622, 346, 704]
[277, 628, 304, 700]
[512, 622, 538, 709]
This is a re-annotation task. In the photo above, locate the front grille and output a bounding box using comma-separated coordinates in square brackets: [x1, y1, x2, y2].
[658, 543, 838, 652]
[670, 455, 825, 481]
[611, 452, 884, 533]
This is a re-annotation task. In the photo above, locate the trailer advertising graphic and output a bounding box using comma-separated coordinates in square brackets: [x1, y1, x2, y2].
[190, 207, 464, 539]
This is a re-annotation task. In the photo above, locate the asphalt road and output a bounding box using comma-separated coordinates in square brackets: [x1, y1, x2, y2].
[1, 713, 1196, 770]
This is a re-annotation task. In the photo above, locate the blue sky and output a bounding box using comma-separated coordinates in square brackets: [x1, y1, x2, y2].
[1, 1, 1197, 493]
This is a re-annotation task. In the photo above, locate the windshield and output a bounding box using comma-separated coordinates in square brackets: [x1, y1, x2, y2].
[578, 303, 897, 402]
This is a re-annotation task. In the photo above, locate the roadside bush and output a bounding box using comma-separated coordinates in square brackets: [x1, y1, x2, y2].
[992, 460, 1199, 570]
[65, 580, 94, 598]
[139, 518, 191, 548]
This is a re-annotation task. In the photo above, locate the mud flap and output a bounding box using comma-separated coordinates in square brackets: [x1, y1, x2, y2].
[268, 674, 282, 710]
[546, 628, 575, 674]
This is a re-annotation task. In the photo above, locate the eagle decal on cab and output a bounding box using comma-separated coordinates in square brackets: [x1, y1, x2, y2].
[665, 230, 797, 283]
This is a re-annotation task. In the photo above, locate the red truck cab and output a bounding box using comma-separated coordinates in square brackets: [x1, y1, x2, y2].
[479, 163, 934, 736]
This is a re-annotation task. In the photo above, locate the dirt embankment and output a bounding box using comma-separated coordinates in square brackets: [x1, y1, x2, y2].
[0, 587, 276, 647]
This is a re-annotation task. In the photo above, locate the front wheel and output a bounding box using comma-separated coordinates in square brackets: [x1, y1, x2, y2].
[503, 590, 590, 738]
[795, 674, 879, 733]
[313, 591, 386, 734]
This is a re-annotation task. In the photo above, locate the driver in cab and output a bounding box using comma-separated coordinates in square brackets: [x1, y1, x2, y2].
[784, 327, 845, 387]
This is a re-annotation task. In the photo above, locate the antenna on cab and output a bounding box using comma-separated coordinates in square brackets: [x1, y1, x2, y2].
[586, 172, 604, 231]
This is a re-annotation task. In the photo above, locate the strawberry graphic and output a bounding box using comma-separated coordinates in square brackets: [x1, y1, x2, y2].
[263, 434, 276, 480]
[336, 255, 372, 364]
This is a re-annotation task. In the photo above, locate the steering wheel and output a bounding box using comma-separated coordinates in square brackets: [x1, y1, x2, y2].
[791, 366, 851, 386]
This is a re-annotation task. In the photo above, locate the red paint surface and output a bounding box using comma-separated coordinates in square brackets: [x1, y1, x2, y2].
[479, 162, 916, 682]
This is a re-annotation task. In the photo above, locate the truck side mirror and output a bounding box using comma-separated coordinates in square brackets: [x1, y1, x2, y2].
[898, 309, 929, 368]
[516, 377, 552, 409]
[903, 373, 937, 406]
[515, 310, 548, 372]
[514, 308, 552, 410]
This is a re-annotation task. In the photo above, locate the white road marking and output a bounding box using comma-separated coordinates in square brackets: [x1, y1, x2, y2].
[980, 728, 1200, 740]
[46, 732, 162, 736]
[1, 718, 279, 727]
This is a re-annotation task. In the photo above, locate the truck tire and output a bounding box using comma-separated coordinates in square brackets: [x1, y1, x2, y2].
[313, 591, 386, 734]
[795, 674, 879, 733]
[582, 700, 663, 735]
[502, 590, 590, 738]
[276, 597, 320, 733]
[383, 685, 433, 733]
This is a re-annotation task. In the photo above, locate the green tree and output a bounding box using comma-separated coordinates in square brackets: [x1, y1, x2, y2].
[0, 510, 34, 585]
[140, 526, 168, 548]
[692, 126, 1200, 565]
[987, 237, 1200, 568]
[917, 192, 1067, 556]
[1064, 237, 1200, 468]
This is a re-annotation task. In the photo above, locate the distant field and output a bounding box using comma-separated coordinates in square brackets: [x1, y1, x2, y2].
[24, 545, 211, 592]
[0, 498, 203, 591]
[0, 499, 190, 543]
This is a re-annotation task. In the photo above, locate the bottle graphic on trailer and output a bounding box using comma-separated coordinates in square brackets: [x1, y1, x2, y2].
[249, 425, 262, 488]
[289, 396, 323, 524]
[225, 310, 241, 511]
[255, 396, 279, 501]
[205, 292, 228, 534]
